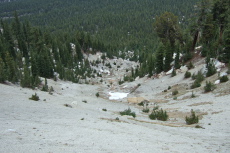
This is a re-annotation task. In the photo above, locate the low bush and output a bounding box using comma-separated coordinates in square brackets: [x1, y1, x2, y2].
[171, 69, 176, 77]
[191, 71, 204, 89]
[120, 108, 136, 118]
[184, 71, 191, 78]
[172, 90, 179, 95]
[204, 81, 216, 92]
[29, 93, 40, 101]
[102, 108, 107, 111]
[187, 61, 194, 70]
[191, 80, 201, 89]
[173, 97, 177, 100]
[220, 75, 229, 83]
[149, 108, 168, 121]
[191, 91, 196, 98]
[142, 108, 150, 113]
[96, 92, 100, 98]
[206, 60, 216, 77]
[185, 109, 199, 125]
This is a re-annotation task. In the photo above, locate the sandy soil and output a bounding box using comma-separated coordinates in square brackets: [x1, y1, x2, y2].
[0, 54, 230, 153]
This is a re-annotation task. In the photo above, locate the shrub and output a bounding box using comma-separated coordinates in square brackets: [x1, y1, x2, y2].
[191, 91, 196, 98]
[184, 71, 191, 78]
[29, 93, 40, 101]
[149, 108, 168, 121]
[102, 108, 107, 111]
[220, 75, 229, 83]
[96, 92, 100, 98]
[191, 80, 201, 89]
[185, 109, 199, 125]
[172, 90, 179, 95]
[138, 101, 145, 106]
[204, 81, 216, 92]
[187, 61, 194, 70]
[171, 69, 176, 77]
[206, 58, 216, 77]
[41, 78, 48, 92]
[120, 108, 136, 118]
[192, 73, 197, 80]
[191, 71, 204, 89]
[173, 97, 177, 100]
[142, 108, 150, 113]
[168, 86, 171, 90]
[196, 71, 205, 82]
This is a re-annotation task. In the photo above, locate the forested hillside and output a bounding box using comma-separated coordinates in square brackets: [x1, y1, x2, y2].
[0, 0, 199, 51]
[0, 0, 229, 89]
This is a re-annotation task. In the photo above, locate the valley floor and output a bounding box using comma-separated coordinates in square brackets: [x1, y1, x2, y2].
[0, 72, 229, 153]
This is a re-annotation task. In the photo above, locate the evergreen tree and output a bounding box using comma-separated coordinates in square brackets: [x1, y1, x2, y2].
[155, 43, 164, 74]
[0, 57, 6, 83]
[174, 49, 181, 69]
[5, 52, 18, 83]
[154, 12, 181, 46]
[164, 42, 173, 72]
[20, 64, 32, 88]
[212, 0, 229, 44]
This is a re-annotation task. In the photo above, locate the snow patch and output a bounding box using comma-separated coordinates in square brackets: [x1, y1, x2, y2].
[109, 92, 129, 100]
[214, 80, 220, 85]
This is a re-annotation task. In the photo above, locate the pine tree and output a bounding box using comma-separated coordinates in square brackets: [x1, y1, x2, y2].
[5, 52, 18, 83]
[0, 57, 6, 83]
[164, 42, 173, 72]
[174, 49, 181, 69]
[155, 43, 164, 74]
[20, 64, 32, 88]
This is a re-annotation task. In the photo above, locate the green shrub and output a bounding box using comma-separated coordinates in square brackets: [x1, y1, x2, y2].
[204, 81, 216, 92]
[168, 86, 171, 90]
[138, 101, 145, 106]
[142, 108, 150, 113]
[185, 109, 199, 125]
[196, 71, 205, 82]
[41, 78, 48, 92]
[184, 71, 191, 78]
[102, 108, 107, 111]
[206, 58, 216, 77]
[187, 61, 194, 70]
[191, 71, 204, 89]
[171, 69, 176, 77]
[192, 73, 197, 80]
[220, 75, 229, 83]
[191, 80, 201, 89]
[191, 91, 196, 98]
[172, 90, 179, 95]
[96, 92, 100, 98]
[120, 108, 136, 118]
[173, 97, 177, 100]
[149, 108, 168, 121]
[29, 93, 40, 101]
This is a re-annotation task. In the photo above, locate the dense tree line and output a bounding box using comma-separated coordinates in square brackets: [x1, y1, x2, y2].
[0, 0, 229, 87]
[0, 13, 107, 87]
[0, 0, 199, 51]
[139, 0, 230, 77]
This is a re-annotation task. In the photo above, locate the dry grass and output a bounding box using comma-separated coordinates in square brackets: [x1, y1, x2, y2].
[149, 99, 169, 104]
[211, 111, 223, 115]
[188, 102, 213, 106]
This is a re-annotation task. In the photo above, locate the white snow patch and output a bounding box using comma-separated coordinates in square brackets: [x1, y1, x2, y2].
[166, 68, 173, 75]
[220, 72, 228, 77]
[215, 80, 220, 85]
[109, 92, 129, 100]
